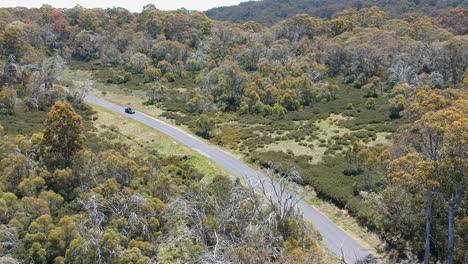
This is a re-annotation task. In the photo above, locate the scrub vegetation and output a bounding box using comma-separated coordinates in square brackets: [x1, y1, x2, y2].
[0, 2, 466, 263]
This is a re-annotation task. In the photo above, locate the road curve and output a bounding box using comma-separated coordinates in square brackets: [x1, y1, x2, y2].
[85, 95, 372, 264]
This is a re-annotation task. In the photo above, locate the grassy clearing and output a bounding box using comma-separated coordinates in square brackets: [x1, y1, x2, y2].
[261, 113, 354, 164]
[89, 104, 229, 182]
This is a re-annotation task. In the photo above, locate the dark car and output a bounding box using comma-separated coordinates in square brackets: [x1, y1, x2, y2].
[124, 107, 136, 114]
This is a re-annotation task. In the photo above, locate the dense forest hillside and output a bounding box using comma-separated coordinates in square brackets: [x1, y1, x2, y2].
[206, 0, 468, 26]
[0, 3, 466, 264]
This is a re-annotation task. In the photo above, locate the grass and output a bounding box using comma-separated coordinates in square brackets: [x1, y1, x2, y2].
[89, 104, 229, 183]
[261, 114, 356, 164]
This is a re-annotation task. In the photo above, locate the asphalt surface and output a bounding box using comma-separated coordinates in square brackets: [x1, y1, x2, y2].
[85, 95, 372, 263]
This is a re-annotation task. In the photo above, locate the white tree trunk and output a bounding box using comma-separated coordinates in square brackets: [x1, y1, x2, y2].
[424, 193, 433, 264]
[447, 204, 455, 264]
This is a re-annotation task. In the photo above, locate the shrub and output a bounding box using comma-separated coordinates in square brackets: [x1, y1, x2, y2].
[0, 87, 16, 115]
[365, 98, 376, 109]
[195, 114, 215, 139]
[163, 72, 175, 82]
[144, 66, 162, 82]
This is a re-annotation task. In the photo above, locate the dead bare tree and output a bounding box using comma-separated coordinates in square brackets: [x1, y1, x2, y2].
[162, 179, 283, 263]
[159, 165, 320, 263]
[0, 226, 19, 255]
[73, 188, 159, 263]
[389, 60, 419, 86]
[251, 165, 305, 236]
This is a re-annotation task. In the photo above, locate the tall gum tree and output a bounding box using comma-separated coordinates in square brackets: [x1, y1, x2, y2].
[388, 90, 467, 263]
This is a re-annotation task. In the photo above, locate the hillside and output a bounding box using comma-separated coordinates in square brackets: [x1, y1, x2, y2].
[0, 3, 467, 264]
[206, 0, 468, 25]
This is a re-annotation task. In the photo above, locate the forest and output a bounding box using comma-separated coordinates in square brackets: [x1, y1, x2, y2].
[206, 0, 468, 26]
[0, 1, 466, 264]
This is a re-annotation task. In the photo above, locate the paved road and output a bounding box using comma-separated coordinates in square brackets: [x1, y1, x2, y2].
[86, 95, 372, 264]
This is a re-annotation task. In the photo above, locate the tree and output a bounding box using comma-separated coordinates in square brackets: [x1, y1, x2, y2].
[328, 18, 353, 36]
[362, 76, 381, 97]
[141, 10, 162, 38]
[236, 44, 264, 71]
[388, 153, 439, 264]
[402, 109, 457, 264]
[437, 8, 468, 35]
[443, 36, 468, 85]
[354, 6, 387, 28]
[381, 90, 467, 263]
[76, 9, 100, 31]
[201, 61, 247, 111]
[407, 16, 452, 42]
[144, 66, 162, 82]
[389, 60, 418, 86]
[390, 94, 405, 119]
[0, 87, 16, 115]
[2, 24, 31, 60]
[195, 114, 215, 139]
[425, 109, 466, 264]
[41, 101, 85, 168]
[280, 89, 301, 111]
[42, 55, 66, 89]
[2, 55, 20, 87]
[428, 71, 444, 89]
[365, 97, 376, 109]
[72, 30, 98, 61]
[144, 82, 165, 105]
[0, 152, 34, 194]
[151, 40, 189, 64]
[273, 14, 324, 41]
[272, 103, 287, 119]
[129, 53, 150, 73]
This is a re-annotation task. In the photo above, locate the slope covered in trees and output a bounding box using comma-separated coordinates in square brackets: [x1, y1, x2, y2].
[0, 3, 466, 263]
[206, 0, 468, 26]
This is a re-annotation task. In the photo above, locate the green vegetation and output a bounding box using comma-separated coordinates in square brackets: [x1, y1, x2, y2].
[0, 2, 466, 263]
[0, 100, 331, 263]
[206, 0, 467, 26]
[89, 104, 227, 182]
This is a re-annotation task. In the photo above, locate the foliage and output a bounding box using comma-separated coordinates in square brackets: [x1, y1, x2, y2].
[0, 102, 325, 263]
[0, 3, 466, 263]
[366, 88, 468, 263]
[195, 114, 215, 139]
[41, 101, 86, 168]
[206, 0, 467, 26]
[0, 87, 16, 114]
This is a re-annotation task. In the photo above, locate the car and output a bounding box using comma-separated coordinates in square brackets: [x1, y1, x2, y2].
[124, 107, 136, 114]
